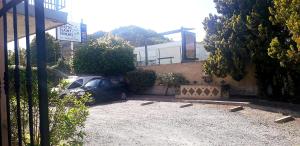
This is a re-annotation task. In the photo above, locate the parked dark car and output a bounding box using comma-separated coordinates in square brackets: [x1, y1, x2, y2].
[60, 76, 127, 103]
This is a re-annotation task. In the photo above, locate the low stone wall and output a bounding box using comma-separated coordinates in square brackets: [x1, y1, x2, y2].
[176, 85, 222, 100]
[139, 61, 258, 96]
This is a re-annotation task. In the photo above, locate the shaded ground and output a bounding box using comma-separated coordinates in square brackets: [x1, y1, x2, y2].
[84, 100, 300, 146]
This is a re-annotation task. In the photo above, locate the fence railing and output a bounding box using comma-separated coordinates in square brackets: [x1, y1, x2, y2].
[0, 0, 49, 145]
[29, 0, 65, 10]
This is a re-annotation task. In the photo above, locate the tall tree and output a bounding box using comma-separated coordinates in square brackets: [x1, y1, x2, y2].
[8, 48, 26, 66]
[269, 0, 300, 64]
[31, 33, 61, 66]
[203, 0, 300, 101]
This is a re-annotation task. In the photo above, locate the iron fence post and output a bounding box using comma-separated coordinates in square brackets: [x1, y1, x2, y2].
[34, 0, 49, 145]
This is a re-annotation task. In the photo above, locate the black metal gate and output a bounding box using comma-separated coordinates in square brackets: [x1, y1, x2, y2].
[0, 0, 49, 146]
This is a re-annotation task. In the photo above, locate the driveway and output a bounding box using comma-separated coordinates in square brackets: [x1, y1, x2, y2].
[84, 100, 300, 146]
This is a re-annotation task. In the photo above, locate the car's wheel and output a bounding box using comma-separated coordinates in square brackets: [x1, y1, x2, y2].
[121, 92, 127, 100]
[86, 96, 96, 106]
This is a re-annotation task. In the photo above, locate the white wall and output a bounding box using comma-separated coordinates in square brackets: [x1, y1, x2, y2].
[134, 41, 209, 65]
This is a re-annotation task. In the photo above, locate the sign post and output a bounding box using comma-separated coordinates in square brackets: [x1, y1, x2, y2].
[181, 29, 196, 62]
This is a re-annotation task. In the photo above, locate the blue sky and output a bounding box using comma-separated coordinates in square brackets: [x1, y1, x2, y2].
[65, 0, 217, 41]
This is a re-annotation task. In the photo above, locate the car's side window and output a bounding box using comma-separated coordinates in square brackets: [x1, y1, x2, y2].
[84, 79, 101, 88]
[99, 79, 112, 88]
[68, 79, 83, 89]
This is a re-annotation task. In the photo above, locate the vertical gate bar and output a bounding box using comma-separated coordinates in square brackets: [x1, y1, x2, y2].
[24, 0, 34, 145]
[34, 0, 49, 145]
[144, 39, 148, 66]
[2, 0, 12, 145]
[0, 2, 3, 146]
[13, 5, 23, 146]
[0, 81, 2, 146]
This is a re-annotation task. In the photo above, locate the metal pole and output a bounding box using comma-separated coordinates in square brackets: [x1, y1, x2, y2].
[13, 5, 23, 146]
[181, 27, 186, 62]
[34, 0, 49, 145]
[144, 39, 148, 66]
[0, 2, 9, 145]
[24, 0, 34, 145]
[158, 48, 160, 65]
[1, 0, 11, 145]
[71, 41, 74, 60]
[55, 0, 59, 10]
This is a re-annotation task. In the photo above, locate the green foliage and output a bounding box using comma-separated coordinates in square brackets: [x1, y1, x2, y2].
[8, 67, 90, 145]
[204, 49, 229, 78]
[203, 11, 251, 81]
[49, 92, 91, 145]
[269, 0, 300, 64]
[126, 69, 157, 92]
[31, 33, 62, 66]
[73, 35, 135, 76]
[203, 0, 300, 102]
[8, 48, 26, 66]
[158, 73, 189, 95]
[51, 58, 72, 75]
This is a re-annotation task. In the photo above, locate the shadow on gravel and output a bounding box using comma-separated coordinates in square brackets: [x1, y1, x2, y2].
[128, 95, 300, 118]
[227, 97, 300, 118]
[88, 100, 128, 107]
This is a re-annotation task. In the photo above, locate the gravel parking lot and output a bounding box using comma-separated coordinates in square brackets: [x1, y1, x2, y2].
[84, 100, 300, 146]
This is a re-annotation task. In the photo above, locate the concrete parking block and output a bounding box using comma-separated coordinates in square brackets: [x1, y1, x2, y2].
[275, 116, 295, 123]
[229, 106, 244, 112]
[141, 101, 155, 106]
[180, 103, 193, 108]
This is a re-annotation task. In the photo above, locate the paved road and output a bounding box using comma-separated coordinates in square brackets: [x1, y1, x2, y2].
[84, 100, 300, 146]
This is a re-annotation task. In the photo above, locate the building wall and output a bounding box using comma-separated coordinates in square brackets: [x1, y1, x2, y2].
[139, 61, 257, 96]
[134, 41, 209, 65]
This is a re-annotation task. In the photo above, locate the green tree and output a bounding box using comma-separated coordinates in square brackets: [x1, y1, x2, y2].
[203, 0, 300, 101]
[8, 48, 27, 66]
[31, 33, 61, 66]
[269, 0, 300, 64]
[73, 35, 135, 76]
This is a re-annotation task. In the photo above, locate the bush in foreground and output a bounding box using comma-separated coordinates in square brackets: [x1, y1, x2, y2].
[158, 73, 189, 95]
[8, 67, 91, 145]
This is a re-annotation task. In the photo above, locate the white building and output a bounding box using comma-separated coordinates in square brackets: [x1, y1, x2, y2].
[134, 41, 209, 66]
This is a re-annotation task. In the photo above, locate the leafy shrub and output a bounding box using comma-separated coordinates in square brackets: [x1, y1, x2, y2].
[126, 69, 157, 92]
[30, 33, 62, 66]
[73, 35, 135, 76]
[49, 92, 91, 145]
[158, 73, 189, 95]
[51, 58, 72, 75]
[8, 67, 91, 145]
[8, 66, 64, 89]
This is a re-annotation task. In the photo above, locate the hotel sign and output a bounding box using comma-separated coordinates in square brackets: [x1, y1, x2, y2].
[57, 22, 87, 42]
[182, 31, 196, 60]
